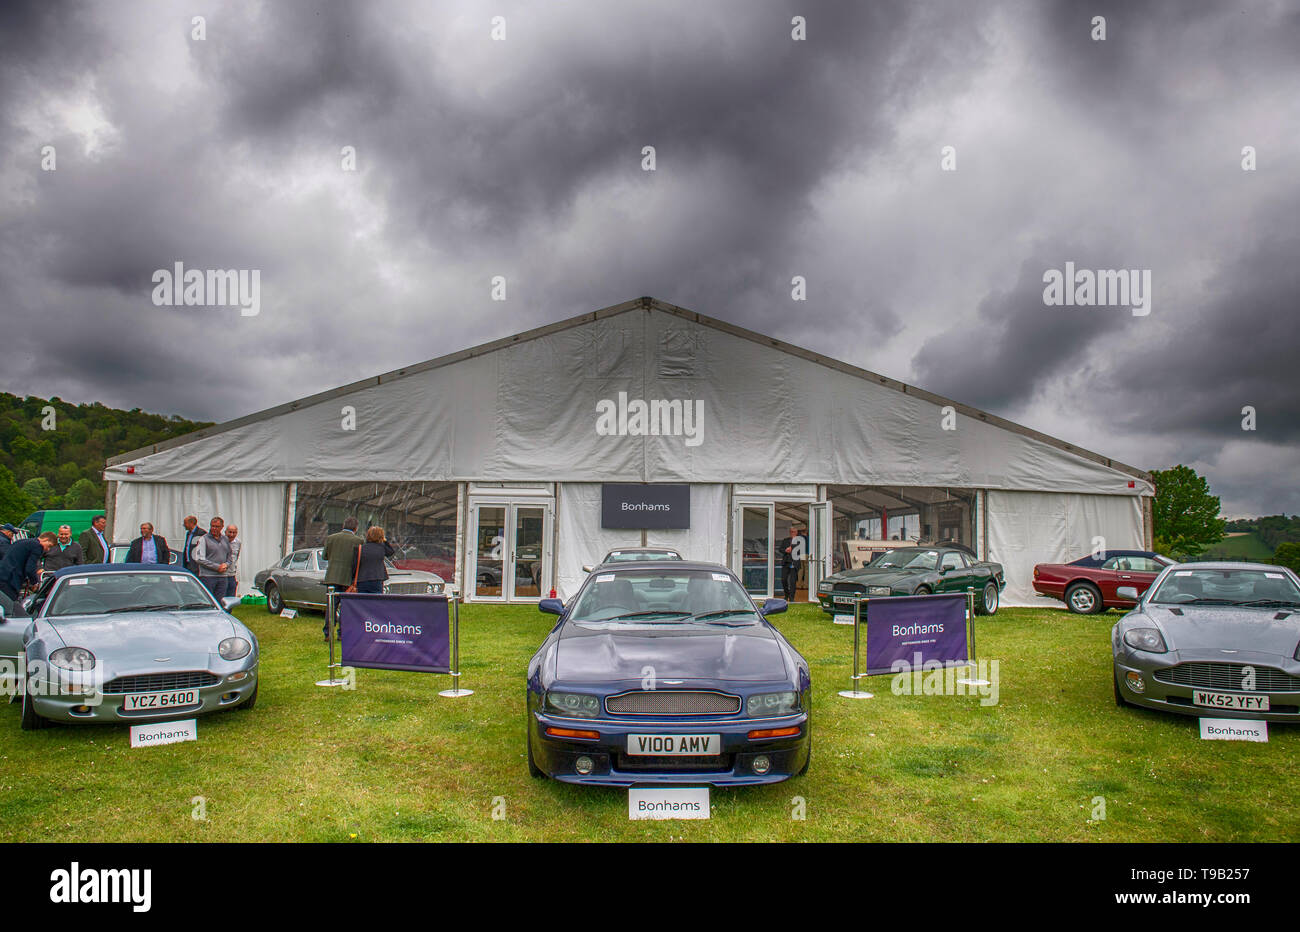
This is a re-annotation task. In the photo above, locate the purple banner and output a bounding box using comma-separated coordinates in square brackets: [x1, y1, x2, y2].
[339, 593, 451, 674]
[864, 593, 968, 676]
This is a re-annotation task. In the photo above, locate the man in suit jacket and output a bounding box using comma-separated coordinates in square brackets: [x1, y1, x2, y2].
[180, 515, 202, 572]
[127, 522, 171, 565]
[321, 517, 362, 639]
[43, 525, 85, 572]
[78, 515, 109, 564]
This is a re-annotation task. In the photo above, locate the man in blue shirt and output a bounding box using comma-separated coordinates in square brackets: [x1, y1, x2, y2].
[127, 522, 172, 564]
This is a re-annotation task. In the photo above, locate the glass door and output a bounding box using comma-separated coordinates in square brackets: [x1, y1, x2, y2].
[807, 501, 831, 601]
[735, 504, 774, 598]
[469, 501, 551, 602]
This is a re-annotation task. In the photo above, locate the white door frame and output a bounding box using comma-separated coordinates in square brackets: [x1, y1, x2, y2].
[807, 500, 832, 600]
[466, 497, 554, 603]
[732, 501, 775, 599]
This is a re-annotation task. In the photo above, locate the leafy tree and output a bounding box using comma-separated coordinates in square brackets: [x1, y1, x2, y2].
[65, 478, 102, 509]
[1274, 542, 1300, 575]
[21, 477, 55, 510]
[1150, 465, 1226, 560]
[0, 465, 31, 524]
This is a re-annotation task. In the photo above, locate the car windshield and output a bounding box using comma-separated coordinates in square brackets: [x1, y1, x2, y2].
[870, 549, 938, 571]
[1148, 568, 1300, 607]
[45, 572, 218, 617]
[604, 550, 680, 563]
[568, 569, 758, 624]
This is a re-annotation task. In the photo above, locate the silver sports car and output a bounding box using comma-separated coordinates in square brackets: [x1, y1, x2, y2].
[253, 547, 446, 613]
[1, 564, 259, 730]
[1112, 561, 1300, 721]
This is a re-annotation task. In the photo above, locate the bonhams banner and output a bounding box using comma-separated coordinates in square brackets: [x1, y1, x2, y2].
[339, 593, 451, 674]
[864, 593, 968, 676]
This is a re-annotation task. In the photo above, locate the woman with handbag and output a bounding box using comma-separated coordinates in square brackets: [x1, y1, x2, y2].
[351, 526, 395, 594]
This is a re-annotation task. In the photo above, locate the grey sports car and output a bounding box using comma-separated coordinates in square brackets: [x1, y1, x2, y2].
[1, 564, 259, 730]
[1112, 562, 1300, 721]
[253, 547, 446, 613]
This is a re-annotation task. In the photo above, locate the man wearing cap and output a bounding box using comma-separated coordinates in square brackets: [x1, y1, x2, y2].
[43, 525, 85, 572]
[0, 532, 56, 613]
[78, 515, 109, 564]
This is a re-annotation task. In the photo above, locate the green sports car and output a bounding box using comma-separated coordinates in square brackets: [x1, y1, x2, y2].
[815, 545, 1005, 616]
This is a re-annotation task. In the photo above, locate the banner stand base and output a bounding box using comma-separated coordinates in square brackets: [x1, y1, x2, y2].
[838, 690, 874, 699]
[956, 678, 990, 687]
[315, 678, 348, 687]
[439, 688, 474, 698]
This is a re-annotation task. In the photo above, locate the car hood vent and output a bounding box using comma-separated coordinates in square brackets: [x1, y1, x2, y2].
[1168, 608, 1184, 616]
[1276, 611, 1292, 621]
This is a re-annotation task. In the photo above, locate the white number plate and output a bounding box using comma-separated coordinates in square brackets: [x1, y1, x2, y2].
[1193, 690, 1269, 712]
[627, 734, 720, 756]
[123, 689, 200, 711]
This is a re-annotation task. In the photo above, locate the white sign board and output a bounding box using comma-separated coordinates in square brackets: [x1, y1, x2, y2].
[628, 787, 710, 820]
[1199, 717, 1268, 742]
[130, 718, 198, 748]
[280, 608, 297, 618]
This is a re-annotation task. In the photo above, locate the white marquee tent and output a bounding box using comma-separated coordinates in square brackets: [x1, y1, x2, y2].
[106, 297, 1152, 605]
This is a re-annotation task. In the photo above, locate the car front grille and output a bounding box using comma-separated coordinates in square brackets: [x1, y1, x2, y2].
[385, 582, 435, 595]
[615, 753, 733, 773]
[605, 690, 741, 716]
[832, 583, 866, 594]
[102, 671, 220, 694]
[1153, 662, 1300, 693]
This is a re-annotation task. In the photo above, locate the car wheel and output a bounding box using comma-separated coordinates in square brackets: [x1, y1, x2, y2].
[976, 581, 999, 616]
[265, 583, 283, 614]
[914, 586, 931, 595]
[797, 739, 812, 776]
[20, 676, 50, 731]
[1066, 582, 1102, 615]
[526, 732, 545, 778]
[1113, 669, 1127, 707]
[238, 683, 258, 711]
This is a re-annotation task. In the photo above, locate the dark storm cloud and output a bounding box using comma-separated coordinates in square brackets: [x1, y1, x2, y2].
[911, 247, 1132, 411]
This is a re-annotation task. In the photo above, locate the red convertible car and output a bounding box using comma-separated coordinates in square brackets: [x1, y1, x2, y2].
[1032, 550, 1174, 614]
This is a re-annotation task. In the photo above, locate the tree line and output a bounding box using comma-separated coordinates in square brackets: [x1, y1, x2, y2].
[0, 393, 212, 524]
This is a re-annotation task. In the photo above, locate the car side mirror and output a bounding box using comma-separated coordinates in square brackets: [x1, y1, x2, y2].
[760, 598, 788, 616]
[1116, 586, 1140, 601]
[582, 564, 593, 574]
[538, 598, 565, 616]
[221, 596, 242, 612]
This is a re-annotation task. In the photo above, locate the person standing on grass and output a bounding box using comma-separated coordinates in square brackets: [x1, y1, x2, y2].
[353, 526, 395, 594]
[322, 517, 362, 640]
[193, 516, 232, 600]
[223, 523, 241, 595]
[127, 522, 171, 565]
[180, 515, 202, 572]
[78, 514, 109, 564]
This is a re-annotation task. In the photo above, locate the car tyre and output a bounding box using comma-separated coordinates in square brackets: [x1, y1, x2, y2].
[797, 739, 811, 776]
[526, 732, 545, 778]
[238, 683, 258, 711]
[914, 586, 931, 595]
[20, 676, 50, 731]
[1066, 582, 1102, 615]
[976, 581, 999, 616]
[265, 582, 283, 614]
[1113, 669, 1127, 707]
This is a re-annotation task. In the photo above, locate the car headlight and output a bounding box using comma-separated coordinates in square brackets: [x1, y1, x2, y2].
[1122, 628, 1167, 653]
[428, 582, 444, 594]
[49, 647, 96, 671]
[218, 637, 252, 661]
[747, 691, 799, 716]
[546, 692, 601, 717]
[868, 586, 892, 596]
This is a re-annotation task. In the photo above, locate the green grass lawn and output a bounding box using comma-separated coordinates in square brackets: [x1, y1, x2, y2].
[2, 602, 1296, 842]
[1203, 533, 1275, 562]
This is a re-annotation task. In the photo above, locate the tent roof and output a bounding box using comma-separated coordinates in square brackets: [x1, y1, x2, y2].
[106, 296, 1150, 486]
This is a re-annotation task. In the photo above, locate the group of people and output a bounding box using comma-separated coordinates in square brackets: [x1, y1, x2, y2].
[0, 513, 244, 613]
[321, 517, 395, 640]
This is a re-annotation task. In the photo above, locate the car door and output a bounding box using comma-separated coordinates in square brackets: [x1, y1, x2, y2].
[936, 550, 969, 594]
[283, 550, 312, 604]
[1113, 555, 1162, 601]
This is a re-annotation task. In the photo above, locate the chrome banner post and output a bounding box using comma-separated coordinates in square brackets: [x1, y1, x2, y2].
[316, 589, 349, 687]
[957, 586, 989, 687]
[839, 594, 874, 699]
[439, 592, 473, 698]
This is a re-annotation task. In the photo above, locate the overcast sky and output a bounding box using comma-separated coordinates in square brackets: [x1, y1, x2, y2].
[2, 0, 1297, 516]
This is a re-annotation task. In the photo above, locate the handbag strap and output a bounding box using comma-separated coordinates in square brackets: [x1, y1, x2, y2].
[351, 544, 362, 587]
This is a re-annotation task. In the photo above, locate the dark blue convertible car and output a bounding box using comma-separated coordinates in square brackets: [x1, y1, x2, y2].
[526, 561, 811, 786]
